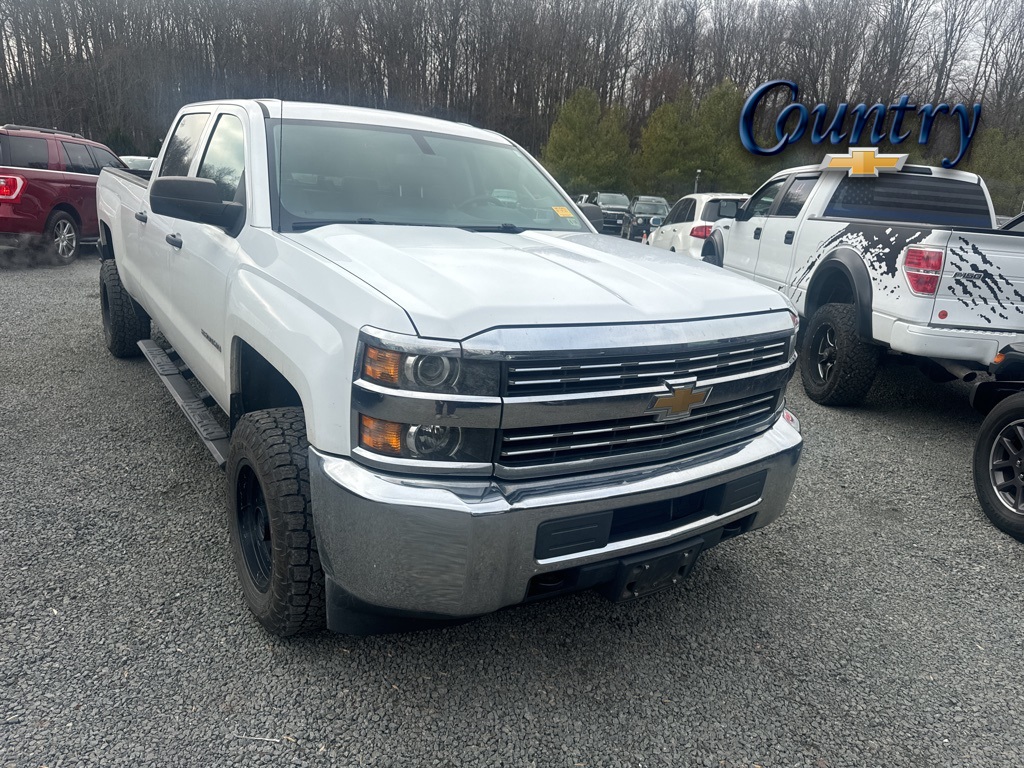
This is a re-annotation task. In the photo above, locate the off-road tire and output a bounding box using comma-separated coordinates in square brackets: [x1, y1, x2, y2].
[799, 303, 880, 406]
[227, 407, 325, 636]
[100, 260, 150, 358]
[42, 210, 80, 265]
[972, 393, 1024, 542]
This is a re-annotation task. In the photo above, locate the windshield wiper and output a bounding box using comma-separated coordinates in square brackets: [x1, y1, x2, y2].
[291, 217, 381, 231]
[459, 223, 555, 234]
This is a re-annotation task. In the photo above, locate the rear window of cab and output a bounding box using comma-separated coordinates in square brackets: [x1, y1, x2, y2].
[824, 174, 992, 228]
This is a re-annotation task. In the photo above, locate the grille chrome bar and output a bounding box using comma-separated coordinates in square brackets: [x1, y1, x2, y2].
[499, 393, 780, 466]
[506, 339, 789, 396]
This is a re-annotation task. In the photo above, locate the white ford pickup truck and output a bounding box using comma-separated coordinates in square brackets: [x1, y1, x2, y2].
[702, 165, 1024, 405]
[96, 99, 802, 636]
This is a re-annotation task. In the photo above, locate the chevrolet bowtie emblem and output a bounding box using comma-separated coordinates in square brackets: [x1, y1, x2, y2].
[647, 383, 712, 422]
[819, 147, 908, 177]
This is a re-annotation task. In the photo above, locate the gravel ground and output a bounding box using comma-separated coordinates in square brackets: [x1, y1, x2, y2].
[2, 255, 1022, 768]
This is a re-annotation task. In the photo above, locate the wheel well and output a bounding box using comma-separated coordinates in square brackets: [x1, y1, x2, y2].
[231, 340, 303, 431]
[700, 239, 716, 257]
[49, 203, 81, 227]
[805, 265, 854, 319]
[98, 222, 115, 260]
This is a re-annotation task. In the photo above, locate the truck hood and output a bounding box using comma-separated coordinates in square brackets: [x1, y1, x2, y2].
[284, 226, 791, 339]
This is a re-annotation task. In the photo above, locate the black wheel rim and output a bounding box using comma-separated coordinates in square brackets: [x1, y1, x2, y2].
[988, 419, 1024, 517]
[236, 463, 273, 592]
[812, 323, 837, 383]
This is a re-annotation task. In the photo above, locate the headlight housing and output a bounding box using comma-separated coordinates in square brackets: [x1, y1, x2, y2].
[360, 337, 499, 397]
[353, 328, 501, 471]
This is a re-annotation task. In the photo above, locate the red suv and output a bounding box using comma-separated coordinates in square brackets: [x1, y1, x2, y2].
[0, 124, 126, 264]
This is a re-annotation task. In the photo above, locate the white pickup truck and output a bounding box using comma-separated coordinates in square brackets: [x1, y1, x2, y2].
[702, 165, 1024, 405]
[96, 99, 802, 636]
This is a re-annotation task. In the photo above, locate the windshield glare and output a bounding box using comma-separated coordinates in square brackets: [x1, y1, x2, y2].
[271, 120, 583, 233]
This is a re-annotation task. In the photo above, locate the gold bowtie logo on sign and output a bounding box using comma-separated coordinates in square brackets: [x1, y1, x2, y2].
[819, 147, 908, 177]
[647, 383, 712, 422]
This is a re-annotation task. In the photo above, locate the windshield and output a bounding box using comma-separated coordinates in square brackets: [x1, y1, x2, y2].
[597, 193, 629, 207]
[635, 202, 668, 215]
[269, 120, 584, 233]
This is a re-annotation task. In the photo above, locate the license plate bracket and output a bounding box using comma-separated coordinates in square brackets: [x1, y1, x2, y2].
[601, 537, 704, 602]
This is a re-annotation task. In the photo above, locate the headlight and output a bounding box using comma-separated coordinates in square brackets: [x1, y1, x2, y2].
[354, 328, 500, 469]
[359, 416, 494, 463]
[359, 333, 499, 396]
[637, 217, 646, 224]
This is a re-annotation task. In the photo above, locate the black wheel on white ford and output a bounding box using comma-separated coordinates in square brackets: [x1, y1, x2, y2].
[972, 393, 1024, 542]
[227, 407, 326, 636]
[799, 303, 880, 406]
[100, 260, 150, 357]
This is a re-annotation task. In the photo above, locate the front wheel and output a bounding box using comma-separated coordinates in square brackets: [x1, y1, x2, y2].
[973, 393, 1024, 541]
[799, 303, 880, 406]
[227, 407, 326, 636]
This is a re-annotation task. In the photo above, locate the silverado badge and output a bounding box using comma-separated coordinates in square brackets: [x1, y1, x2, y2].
[647, 383, 712, 422]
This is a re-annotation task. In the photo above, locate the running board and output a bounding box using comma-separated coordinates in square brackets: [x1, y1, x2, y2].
[138, 340, 229, 468]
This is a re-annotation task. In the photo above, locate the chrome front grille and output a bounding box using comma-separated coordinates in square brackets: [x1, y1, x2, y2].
[505, 335, 791, 396]
[499, 391, 782, 468]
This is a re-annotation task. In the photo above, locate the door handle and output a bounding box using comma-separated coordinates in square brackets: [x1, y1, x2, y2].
[754, 227, 762, 240]
[784, 230, 795, 244]
[166, 234, 183, 249]
[134, 211, 148, 223]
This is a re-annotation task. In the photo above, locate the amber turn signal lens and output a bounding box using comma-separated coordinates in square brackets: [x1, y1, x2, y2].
[363, 346, 401, 385]
[359, 415, 404, 456]
[993, 353, 1006, 365]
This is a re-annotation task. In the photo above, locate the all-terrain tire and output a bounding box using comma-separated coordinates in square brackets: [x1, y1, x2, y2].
[42, 210, 80, 265]
[227, 407, 326, 636]
[799, 303, 880, 406]
[100, 260, 150, 358]
[972, 393, 1024, 542]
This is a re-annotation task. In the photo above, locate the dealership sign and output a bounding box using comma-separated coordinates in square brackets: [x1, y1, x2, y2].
[739, 79, 982, 169]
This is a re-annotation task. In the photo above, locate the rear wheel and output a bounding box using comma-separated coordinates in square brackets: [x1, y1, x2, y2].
[799, 303, 880, 406]
[227, 407, 325, 636]
[100, 260, 150, 357]
[973, 393, 1024, 541]
[42, 211, 80, 265]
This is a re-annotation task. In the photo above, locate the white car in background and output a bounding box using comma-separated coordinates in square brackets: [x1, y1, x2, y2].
[119, 155, 156, 171]
[648, 193, 747, 259]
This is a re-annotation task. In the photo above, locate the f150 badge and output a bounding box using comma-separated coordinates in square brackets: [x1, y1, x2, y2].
[647, 383, 712, 421]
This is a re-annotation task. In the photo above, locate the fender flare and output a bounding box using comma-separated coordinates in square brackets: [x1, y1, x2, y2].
[804, 248, 874, 341]
[703, 230, 726, 264]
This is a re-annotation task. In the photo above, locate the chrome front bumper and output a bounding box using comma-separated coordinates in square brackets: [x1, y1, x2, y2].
[309, 415, 802, 631]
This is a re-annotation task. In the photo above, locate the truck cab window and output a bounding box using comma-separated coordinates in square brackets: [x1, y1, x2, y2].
[159, 113, 211, 178]
[747, 179, 785, 218]
[774, 177, 817, 218]
[198, 114, 245, 202]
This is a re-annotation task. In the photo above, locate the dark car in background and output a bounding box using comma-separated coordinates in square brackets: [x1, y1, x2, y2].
[620, 195, 669, 241]
[588, 191, 630, 234]
[0, 124, 126, 264]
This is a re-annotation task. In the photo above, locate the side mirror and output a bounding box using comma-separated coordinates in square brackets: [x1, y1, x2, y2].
[151, 176, 243, 232]
[718, 200, 738, 219]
